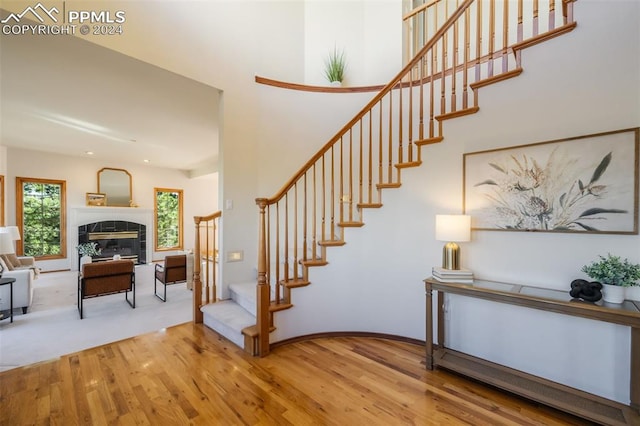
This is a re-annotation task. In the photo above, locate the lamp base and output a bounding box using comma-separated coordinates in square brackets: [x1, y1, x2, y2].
[442, 242, 460, 270]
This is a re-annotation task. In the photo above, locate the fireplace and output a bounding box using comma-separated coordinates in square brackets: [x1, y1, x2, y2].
[78, 221, 147, 264]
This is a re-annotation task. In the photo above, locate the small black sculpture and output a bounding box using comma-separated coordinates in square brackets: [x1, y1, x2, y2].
[569, 279, 603, 302]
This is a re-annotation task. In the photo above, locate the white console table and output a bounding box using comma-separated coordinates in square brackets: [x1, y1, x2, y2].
[424, 277, 640, 426]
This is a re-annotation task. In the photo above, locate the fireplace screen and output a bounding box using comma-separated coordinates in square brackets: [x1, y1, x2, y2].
[78, 221, 146, 264]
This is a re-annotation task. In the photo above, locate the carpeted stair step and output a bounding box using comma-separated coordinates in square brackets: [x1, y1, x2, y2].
[201, 300, 255, 349]
[229, 281, 257, 316]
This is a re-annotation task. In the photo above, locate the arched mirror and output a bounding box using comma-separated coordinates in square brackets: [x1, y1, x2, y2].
[97, 168, 132, 207]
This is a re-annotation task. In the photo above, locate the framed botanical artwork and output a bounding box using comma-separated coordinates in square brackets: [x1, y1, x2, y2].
[86, 192, 107, 207]
[463, 128, 639, 234]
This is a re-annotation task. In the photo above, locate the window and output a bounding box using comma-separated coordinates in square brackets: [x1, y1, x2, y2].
[155, 187, 183, 251]
[16, 177, 66, 258]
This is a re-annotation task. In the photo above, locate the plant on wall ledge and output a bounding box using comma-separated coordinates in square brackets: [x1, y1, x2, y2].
[324, 45, 346, 85]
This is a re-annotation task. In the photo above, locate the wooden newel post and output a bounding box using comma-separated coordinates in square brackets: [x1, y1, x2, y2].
[193, 216, 203, 323]
[256, 198, 270, 356]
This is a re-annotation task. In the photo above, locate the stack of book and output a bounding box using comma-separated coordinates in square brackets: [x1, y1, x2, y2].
[432, 267, 474, 283]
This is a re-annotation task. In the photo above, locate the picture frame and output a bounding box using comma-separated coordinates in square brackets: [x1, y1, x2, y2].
[86, 192, 107, 207]
[463, 128, 639, 234]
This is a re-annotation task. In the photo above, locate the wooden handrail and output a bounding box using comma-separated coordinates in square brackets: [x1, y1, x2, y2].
[402, 0, 441, 21]
[193, 210, 222, 323]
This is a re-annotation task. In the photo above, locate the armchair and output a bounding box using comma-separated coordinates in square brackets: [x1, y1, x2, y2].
[78, 260, 135, 319]
[154, 255, 187, 302]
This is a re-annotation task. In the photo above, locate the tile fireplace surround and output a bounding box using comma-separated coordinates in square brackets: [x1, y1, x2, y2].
[70, 207, 153, 271]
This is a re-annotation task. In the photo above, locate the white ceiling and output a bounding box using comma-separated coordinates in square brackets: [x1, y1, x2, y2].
[0, 18, 220, 174]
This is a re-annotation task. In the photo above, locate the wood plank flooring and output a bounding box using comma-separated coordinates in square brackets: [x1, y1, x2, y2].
[0, 323, 596, 425]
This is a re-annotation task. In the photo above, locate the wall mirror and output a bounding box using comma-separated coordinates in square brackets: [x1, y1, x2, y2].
[97, 168, 132, 207]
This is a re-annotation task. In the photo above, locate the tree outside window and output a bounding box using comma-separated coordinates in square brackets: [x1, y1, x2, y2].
[16, 177, 66, 258]
[155, 188, 183, 251]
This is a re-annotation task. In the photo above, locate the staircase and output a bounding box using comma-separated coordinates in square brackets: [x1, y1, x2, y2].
[199, 0, 579, 355]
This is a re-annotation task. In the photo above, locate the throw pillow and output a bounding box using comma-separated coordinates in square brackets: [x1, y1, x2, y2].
[4, 253, 22, 269]
[0, 255, 13, 271]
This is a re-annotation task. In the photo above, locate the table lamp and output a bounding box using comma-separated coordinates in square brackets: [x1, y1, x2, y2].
[0, 231, 15, 279]
[435, 214, 471, 270]
[0, 226, 21, 250]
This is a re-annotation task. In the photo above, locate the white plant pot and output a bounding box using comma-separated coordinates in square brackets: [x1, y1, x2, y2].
[329, 81, 342, 87]
[602, 283, 625, 304]
[80, 255, 92, 269]
[625, 286, 640, 302]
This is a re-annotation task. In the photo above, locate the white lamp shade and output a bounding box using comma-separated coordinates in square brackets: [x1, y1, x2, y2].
[435, 215, 471, 242]
[0, 232, 15, 255]
[3, 226, 21, 241]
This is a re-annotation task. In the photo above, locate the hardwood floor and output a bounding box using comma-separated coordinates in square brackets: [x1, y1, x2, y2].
[0, 323, 595, 425]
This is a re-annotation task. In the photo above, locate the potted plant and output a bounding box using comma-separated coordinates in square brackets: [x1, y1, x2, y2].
[77, 242, 102, 268]
[581, 253, 640, 303]
[324, 45, 346, 86]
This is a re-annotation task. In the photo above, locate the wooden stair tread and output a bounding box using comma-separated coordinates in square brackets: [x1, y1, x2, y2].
[435, 107, 480, 121]
[395, 161, 422, 169]
[281, 278, 311, 288]
[470, 68, 523, 90]
[269, 301, 293, 312]
[318, 240, 346, 246]
[512, 22, 577, 52]
[338, 221, 364, 228]
[357, 203, 383, 209]
[376, 183, 401, 189]
[415, 136, 444, 146]
[301, 259, 329, 267]
[241, 325, 259, 337]
[242, 324, 276, 336]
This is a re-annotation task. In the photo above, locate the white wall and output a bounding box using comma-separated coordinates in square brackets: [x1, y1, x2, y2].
[304, 0, 402, 86]
[5, 147, 217, 271]
[272, 0, 640, 405]
[0, 146, 6, 225]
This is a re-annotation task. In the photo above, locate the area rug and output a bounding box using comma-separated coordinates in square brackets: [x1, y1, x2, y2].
[0, 264, 192, 371]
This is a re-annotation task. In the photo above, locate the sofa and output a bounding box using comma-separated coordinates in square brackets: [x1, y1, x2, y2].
[0, 255, 37, 314]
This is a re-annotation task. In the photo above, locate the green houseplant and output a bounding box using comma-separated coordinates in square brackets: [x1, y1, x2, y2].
[324, 46, 346, 85]
[581, 253, 640, 303]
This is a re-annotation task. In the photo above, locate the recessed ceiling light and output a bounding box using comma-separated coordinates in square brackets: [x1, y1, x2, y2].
[143, 159, 150, 163]
[85, 151, 94, 155]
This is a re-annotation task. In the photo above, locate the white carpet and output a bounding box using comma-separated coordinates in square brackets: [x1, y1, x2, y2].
[0, 263, 192, 372]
